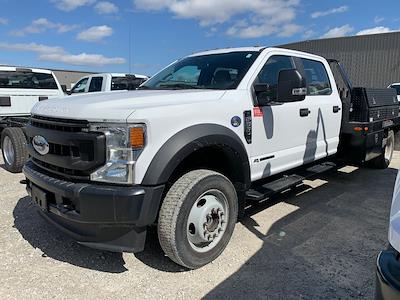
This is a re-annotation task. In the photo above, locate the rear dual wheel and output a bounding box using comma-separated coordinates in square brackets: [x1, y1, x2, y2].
[369, 130, 394, 169]
[158, 170, 238, 269]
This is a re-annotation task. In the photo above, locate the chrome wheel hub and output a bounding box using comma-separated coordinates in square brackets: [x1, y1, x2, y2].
[2, 136, 15, 166]
[385, 134, 394, 162]
[187, 189, 229, 253]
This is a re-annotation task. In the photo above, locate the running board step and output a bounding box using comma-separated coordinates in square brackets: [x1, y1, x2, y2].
[246, 174, 304, 201]
[301, 162, 336, 177]
[246, 162, 337, 202]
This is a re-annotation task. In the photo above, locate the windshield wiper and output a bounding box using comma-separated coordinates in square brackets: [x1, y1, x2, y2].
[137, 85, 153, 90]
[158, 83, 202, 90]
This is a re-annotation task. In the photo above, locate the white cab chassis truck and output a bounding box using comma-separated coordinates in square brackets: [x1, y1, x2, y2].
[69, 73, 149, 94]
[22, 48, 400, 269]
[0, 66, 64, 172]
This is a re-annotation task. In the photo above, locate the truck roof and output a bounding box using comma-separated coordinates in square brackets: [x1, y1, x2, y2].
[0, 65, 53, 74]
[189, 46, 326, 61]
[93, 73, 149, 79]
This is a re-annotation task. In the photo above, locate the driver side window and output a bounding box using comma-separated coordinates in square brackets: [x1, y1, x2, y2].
[255, 55, 294, 101]
[71, 78, 88, 94]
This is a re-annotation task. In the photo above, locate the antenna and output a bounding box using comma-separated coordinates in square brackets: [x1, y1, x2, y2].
[128, 25, 132, 73]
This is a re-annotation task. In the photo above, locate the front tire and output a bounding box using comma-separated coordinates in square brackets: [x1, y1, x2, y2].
[370, 130, 394, 169]
[158, 170, 238, 269]
[1, 127, 28, 173]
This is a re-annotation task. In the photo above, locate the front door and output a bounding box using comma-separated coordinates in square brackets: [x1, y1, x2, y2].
[250, 55, 315, 181]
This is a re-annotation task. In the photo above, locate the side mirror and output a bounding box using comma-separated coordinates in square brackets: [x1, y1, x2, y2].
[276, 69, 307, 103]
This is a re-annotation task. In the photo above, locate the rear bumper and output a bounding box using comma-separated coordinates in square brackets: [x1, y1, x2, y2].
[375, 246, 400, 300]
[23, 161, 164, 253]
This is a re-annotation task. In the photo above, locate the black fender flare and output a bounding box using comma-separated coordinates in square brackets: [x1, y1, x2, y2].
[141, 124, 251, 190]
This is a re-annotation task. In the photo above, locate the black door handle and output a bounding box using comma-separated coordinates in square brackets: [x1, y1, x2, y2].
[333, 106, 341, 113]
[300, 108, 311, 117]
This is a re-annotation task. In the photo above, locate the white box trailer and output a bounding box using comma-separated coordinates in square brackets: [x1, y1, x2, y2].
[0, 66, 64, 172]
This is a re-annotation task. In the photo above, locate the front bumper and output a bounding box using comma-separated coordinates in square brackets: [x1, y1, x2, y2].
[23, 161, 164, 253]
[375, 246, 400, 300]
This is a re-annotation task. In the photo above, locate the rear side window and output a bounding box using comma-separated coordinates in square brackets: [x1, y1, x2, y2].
[88, 77, 103, 92]
[0, 71, 58, 89]
[71, 78, 88, 93]
[111, 77, 147, 90]
[301, 59, 332, 95]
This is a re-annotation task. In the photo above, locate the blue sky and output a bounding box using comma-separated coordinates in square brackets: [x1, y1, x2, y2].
[0, 0, 399, 75]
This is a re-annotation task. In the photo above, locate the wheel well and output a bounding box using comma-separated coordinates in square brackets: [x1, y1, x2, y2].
[166, 145, 248, 192]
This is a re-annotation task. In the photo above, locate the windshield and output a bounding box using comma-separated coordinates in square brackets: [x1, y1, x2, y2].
[141, 51, 260, 90]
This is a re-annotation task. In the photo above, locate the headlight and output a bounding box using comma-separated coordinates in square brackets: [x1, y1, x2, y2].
[89, 123, 146, 184]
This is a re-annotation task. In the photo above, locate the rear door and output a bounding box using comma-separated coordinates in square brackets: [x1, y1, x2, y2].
[295, 57, 341, 163]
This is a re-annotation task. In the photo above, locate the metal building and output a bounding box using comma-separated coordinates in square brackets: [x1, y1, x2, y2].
[51, 69, 94, 90]
[280, 31, 400, 88]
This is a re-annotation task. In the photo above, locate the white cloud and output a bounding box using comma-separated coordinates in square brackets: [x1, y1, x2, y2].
[76, 25, 113, 42]
[95, 1, 119, 14]
[374, 16, 385, 24]
[51, 0, 95, 12]
[320, 25, 353, 39]
[311, 6, 348, 19]
[0, 17, 8, 25]
[134, 0, 302, 39]
[0, 42, 64, 54]
[303, 29, 315, 39]
[10, 18, 78, 36]
[356, 26, 397, 36]
[0, 42, 125, 67]
[40, 53, 125, 66]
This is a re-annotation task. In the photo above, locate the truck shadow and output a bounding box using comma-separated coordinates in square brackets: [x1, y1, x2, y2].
[204, 165, 397, 299]
[12, 164, 398, 280]
[12, 196, 128, 273]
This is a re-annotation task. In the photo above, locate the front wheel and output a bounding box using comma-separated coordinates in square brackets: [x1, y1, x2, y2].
[369, 130, 394, 169]
[158, 170, 238, 269]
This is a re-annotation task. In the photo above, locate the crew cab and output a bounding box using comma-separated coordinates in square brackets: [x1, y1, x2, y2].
[69, 73, 149, 94]
[22, 47, 400, 269]
[0, 66, 64, 172]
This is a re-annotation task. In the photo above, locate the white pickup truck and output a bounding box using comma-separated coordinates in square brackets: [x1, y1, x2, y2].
[69, 73, 148, 94]
[0, 66, 64, 172]
[22, 47, 400, 269]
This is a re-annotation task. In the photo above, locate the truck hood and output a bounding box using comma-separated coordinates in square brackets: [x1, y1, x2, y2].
[31, 89, 226, 121]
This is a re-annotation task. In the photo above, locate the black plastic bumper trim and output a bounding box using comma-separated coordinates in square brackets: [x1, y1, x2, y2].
[23, 161, 165, 253]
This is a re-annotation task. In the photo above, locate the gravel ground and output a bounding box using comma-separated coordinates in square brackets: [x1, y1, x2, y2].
[0, 153, 398, 300]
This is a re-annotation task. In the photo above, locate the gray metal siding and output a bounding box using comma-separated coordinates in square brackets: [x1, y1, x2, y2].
[280, 32, 400, 88]
[52, 70, 94, 89]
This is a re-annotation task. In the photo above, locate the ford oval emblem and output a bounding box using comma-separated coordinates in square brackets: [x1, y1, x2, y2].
[231, 116, 241, 127]
[32, 135, 49, 155]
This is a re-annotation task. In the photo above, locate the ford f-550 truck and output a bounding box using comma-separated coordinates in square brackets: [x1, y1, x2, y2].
[22, 47, 400, 269]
